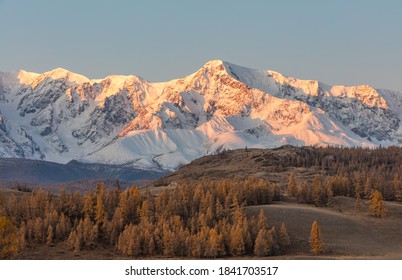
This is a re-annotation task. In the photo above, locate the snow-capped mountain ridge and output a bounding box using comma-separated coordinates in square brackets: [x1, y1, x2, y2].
[0, 61, 401, 170]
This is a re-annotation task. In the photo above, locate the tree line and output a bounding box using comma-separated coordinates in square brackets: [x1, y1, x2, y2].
[0, 177, 291, 259]
[1, 145, 400, 258]
[280, 146, 402, 202]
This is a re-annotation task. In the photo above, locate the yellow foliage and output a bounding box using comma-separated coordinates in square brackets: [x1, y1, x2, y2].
[309, 220, 324, 255]
[0, 215, 19, 259]
[369, 190, 386, 218]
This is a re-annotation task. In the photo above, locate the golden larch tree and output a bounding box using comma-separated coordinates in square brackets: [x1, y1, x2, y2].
[230, 224, 245, 256]
[287, 172, 298, 197]
[253, 228, 270, 257]
[309, 220, 324, 255]
[257, 209, 267, 231]
[0, 215, 19, 258]
[392, 175, 401, 201]
[279, 223, 291, 248]
[369, 190, 386, 218]
[46, 225, 54, 247]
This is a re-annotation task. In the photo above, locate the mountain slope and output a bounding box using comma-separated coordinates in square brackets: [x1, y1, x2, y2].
[0, 61, 401, 170]
[0, 158, 166, 185]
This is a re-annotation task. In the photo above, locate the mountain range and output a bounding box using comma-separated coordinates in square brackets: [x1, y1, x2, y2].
[0, 60, 401, 171]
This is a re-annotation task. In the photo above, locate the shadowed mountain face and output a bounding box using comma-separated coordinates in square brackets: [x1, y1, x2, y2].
[0, 158, 167, 185]
[0, 61, 401, 171]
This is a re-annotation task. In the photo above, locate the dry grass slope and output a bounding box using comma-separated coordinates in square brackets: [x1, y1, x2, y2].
[248, 197, 402, 259]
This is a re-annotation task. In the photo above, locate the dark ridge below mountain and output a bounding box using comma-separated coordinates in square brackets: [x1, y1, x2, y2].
[0, 158, 168, 186]
[156, 145, 402, 188]
[157, 145, 316, 186]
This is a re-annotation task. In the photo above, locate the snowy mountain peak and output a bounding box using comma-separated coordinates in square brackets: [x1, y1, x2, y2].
[0, 61, 401, 171]
[43, 68, 89, 85]
[16, 67, 90, 90]
[203, 59, 225, 68]
[17, 70, 40, 85]
[190, 60, 227, 77]
[329, 85, 388, 109]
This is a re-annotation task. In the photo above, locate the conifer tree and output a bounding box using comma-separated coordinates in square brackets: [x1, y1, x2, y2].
[297, 181, 311, 204]
[142, 229, 155, 256]
[364, 177, 374, 198]
[82, 216, 97, 247]
[46, 225, 54, 246]
[355, 191, 362, 209]
[257, 209, 267, 231]
[0, 215, 19, 258]
[272, 183, 281, 201]
[19, 221, 27, 251]
[279, 223, 291, 249]
[253, 229, 270, 257]
[215, 198, 225, 220]
[82, 190, 95, 220]
[95, 193, 106, 226]
[205, 228, 220, 258]
[67, 226, 83, 252]
[309, 220, 324, 255]
[229, 224, 245, 256]
[311, 175, 327, 207]
[268, 226, 279, 255]
[55, 213, 70, 241]
[287, 172, 298, 197]
[162, 227, 174, 256]
[392, 175, 402, 201]
[369, 190, 386, 218]
[147, 235, 156, 256]
[33, 217, 45, 243]
[191, 229, 207, 257]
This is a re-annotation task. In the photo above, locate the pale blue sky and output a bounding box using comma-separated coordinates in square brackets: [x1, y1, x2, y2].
[0, 0, 401, 91]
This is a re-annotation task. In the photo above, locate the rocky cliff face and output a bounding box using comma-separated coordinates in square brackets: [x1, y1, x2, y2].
[0, 61, 401, 170]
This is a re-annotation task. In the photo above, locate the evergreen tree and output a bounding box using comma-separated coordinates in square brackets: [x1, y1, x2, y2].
[242, 217, 253, 253]
[257, 209, 267, 231]
[268, 226, 279, 255]
[46, 225, 54, 247]
[55, 213, 70, 241]
[253, 229, 270, 257]
[364, 177, 374, 198]
[287, 172, 298, 197]
[311, 175, 327, 207]
[162, 227, 175, 256]
[297, 181, 311, 204]
[82, 216, 97, 247]
[369, 190, 386, 218]
[205, 228, 223, 258]
[33, 217, 45, 243]
[229, 224, 245, 256]
[309, 220, 324, 255]
[279, 223, 291, 249]
[18, 221, 27, 251]
[355, 191, 362, 209]
[191, 229, 208, 257]
[95, 191, 106, 225]
[0, 215, 19, 258]
[392, 175, 402, 201]
[82, 190, 95, 220]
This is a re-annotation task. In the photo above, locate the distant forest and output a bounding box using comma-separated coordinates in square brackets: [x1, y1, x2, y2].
[274, 145, 402, 202]
[0, 145, 401, 259]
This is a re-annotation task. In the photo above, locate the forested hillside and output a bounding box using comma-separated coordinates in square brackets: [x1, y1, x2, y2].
[1, 145, 402, 259]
